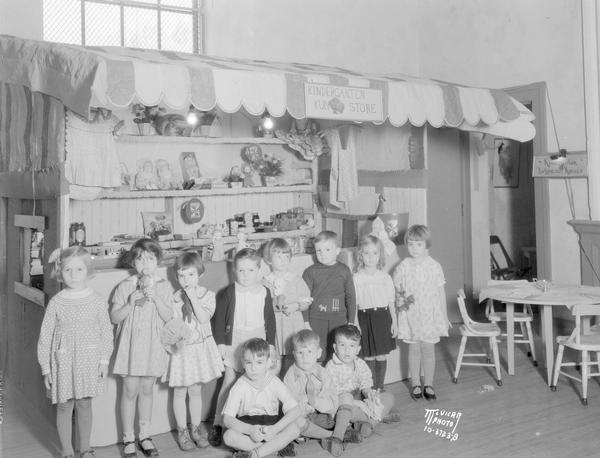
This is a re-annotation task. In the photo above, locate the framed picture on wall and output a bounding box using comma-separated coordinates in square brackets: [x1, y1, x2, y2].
[493, 138, 519, 187]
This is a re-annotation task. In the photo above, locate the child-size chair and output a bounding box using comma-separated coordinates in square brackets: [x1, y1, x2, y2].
[550, 303, 600, 405]
[453, 289, 503, 386]
[485, 280, 537, 368]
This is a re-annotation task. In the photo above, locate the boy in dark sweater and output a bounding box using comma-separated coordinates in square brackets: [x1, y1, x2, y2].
[303, 231, 356, 360]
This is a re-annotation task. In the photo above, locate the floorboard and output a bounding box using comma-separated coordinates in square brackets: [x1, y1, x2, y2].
[3, 326, 600, 458]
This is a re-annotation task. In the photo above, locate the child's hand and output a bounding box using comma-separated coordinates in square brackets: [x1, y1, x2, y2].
[43, 373, 52, 390]
[98, 363, 109, 379]
[282, 301, 299, 315]
[249, 425, 265, 443]
[303, 322, 312, 330]
[365, 388, 379, 404]
[130, 289, 144, 305]
[261, 425, 277, 442]
[391, 321, 398, 338]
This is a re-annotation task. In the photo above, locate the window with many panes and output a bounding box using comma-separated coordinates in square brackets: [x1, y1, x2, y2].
[43, 0, 203, 54]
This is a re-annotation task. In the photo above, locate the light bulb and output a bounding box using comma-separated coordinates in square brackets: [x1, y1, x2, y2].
[262, 116, 274, 130]
[186, 112, 199, 126]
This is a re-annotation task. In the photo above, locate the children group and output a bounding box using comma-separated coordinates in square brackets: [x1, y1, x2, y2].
[37, 225, 450, 458]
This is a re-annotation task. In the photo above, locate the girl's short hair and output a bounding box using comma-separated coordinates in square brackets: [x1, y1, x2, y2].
[50, 246, 94, 282]
[234, 247, 261, 268]
[242, 337, 271, 358]
[174, 250, 205, 276]
[263, 238, 292, 263]
[129, 238, 163, 266]
[404, 224, 432, 248]
[355, 235, 385, 271]
[334, 324, 361, 343]
[292, 329, 320, 350]
[313, 230, 339, 247]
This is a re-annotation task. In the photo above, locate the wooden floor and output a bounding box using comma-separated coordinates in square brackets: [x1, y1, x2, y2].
[4, 326, 600, 458]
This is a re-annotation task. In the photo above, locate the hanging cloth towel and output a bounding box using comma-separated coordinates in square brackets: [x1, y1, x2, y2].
[65, 110, 121, 187]
[324, 126, 359, 210]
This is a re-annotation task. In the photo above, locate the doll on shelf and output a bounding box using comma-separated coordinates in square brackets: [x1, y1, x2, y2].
[135, 160, 159, 190]
[155, 159, 176, 190]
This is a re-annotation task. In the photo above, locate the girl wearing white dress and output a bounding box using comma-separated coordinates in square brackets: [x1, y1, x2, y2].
[37, 247, 113, 458]
[392, 225, 449, 401]
[164, 251, 224, 451]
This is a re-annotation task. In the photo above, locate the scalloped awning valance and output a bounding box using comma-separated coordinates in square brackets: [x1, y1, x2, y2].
[0, 35, 535, 141]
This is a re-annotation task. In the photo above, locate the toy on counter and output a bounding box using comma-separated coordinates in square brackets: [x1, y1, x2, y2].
[155, 159, 178, 190]
[210, 229, 225, 261]
[135, 159, 159, 190]
[236, 232, 250, 252]
[225, 165, 244, 188]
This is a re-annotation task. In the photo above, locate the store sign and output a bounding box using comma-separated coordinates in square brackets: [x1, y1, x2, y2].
[304, 82, 383, 122]
[532, 152, 588, 178]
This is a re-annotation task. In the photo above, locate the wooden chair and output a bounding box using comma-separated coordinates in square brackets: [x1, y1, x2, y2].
[453, 289, 503, 386]
[485, 280, 537, 368]
[550, 303, 600, 405]
[490, 235, 530, 280]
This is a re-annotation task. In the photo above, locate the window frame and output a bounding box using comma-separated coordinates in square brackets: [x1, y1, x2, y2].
[44, 0, 204, 54]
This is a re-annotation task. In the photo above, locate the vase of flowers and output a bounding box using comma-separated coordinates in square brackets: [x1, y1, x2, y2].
[241, 145, 283, 186]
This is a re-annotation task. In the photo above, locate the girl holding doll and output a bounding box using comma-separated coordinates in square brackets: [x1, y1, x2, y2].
[262, 238, 313, 377]
[111, 238, 173, 458]
[162, 251, 224, 451]
[353, 235, 397, 391]
[37, 246, 113, 458]
[392, 224, 449, 401]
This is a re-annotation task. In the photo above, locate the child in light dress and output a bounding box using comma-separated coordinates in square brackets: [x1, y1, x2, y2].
[262, 238, 312, 377]
[210, 248, 277, 446]
[111, 238, 173, 458]
[37, 247, 113, 458]
[163, 251, 224, 451]
[222, 338, 301, 458]
[392, 224, 449, 401]
[353, 235, 397, 391]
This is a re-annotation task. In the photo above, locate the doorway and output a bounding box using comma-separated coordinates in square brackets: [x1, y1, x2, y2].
[490, 130, 536, 280]
[500, 83, 550, 281]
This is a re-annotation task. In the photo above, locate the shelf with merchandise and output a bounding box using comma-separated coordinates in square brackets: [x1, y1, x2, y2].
[95, 184, 313, 199]
[116, 135, 286, 145]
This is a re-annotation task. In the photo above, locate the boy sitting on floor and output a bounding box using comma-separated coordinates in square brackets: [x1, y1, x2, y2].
[324, 325, 401, 456]
[222, 338, 301, 458]
[283, 330, 342, 446]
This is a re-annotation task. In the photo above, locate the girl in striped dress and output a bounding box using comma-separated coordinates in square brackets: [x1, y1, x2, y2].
[37, 247, 113, 458]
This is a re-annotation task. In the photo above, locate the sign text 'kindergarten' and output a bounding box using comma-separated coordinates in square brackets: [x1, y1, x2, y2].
[304, 82, 383, 122]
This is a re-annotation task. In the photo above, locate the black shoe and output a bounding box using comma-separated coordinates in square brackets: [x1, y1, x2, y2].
[423, 386, 437, 401]
[410, 386, 423, 400]
[208, 424, 223, 447]
[138, 438, 159, 457]
[278, 442, 296, 457]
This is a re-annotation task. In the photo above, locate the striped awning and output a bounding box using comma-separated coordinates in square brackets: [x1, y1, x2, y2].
[0, 35, 535, 141]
